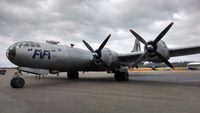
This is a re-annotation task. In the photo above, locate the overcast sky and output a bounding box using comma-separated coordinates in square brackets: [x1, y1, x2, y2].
[0, 0, 200, 67]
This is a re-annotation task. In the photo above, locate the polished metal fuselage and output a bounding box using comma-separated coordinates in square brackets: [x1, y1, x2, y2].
[8, 42, 119, 72]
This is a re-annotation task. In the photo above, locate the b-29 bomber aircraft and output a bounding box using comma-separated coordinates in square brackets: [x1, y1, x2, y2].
[6, 22, 200, 88]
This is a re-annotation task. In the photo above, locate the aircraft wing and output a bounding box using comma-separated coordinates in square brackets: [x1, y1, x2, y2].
[118, 45, 200, 64]
[118, 51, 144, 63]
[169, 45, 200, 57]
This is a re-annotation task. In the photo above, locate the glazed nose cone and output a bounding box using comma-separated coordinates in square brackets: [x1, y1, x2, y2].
[6, 44, 16, 61]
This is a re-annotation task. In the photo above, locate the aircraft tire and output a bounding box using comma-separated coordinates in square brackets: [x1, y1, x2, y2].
[10, 77, 25, 88]
[10, 78, 16, 88]
[67, 71, 79, 79]
[114, 71, 129, 81]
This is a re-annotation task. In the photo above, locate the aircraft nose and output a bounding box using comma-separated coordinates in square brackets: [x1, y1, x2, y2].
[6, 44, 16, 61]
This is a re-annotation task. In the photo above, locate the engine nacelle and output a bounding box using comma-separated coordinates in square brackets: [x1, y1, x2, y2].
[145, 40, 170, 63]
[100, 48, 119, 69]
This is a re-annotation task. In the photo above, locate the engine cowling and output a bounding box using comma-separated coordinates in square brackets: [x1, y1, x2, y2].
[145, 40, 169, 63]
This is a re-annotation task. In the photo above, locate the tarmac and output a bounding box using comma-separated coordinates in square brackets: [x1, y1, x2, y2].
[0, 70, 200, 113]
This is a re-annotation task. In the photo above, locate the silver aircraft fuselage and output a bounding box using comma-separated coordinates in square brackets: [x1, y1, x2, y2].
[6, 41, 119, 72]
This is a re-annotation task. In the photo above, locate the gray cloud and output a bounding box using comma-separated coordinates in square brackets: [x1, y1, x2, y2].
[0, 0, 200, 67]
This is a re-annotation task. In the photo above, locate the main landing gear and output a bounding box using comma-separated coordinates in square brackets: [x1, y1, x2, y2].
[67, 71, 79, 79]
[10, 72, 25, 88]
[114, 67, 129, 81]
[114, 71, 129, 81]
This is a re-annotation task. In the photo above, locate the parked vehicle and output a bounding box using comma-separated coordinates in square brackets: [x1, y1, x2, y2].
[0, 69, 6, 75]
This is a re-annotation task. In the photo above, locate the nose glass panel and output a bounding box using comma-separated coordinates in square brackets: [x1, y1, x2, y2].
[6, 45, 16, 60]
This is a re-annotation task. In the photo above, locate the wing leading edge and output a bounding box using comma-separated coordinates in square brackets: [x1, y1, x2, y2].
[118, 45, 200, 64]
[118, 51, 144, 63]
[169, 45, 200, 57]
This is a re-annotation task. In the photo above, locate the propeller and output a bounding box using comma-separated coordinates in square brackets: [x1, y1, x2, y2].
[129, 22, 174, 69]
[82, 34, 111, 70]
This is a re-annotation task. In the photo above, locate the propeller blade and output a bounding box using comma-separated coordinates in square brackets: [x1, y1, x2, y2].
[129, 52, 147, 67]
[130, 29, 147, 46]
[83, 35, 111, 71]
[82, 40, 95, 53]
[153, 22, 174, 45]
[97, 34, 111, 53]
[99, 59, 109, 70]
[156, 51, 174, 69]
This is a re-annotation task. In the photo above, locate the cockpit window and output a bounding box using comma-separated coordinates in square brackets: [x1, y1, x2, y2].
[29, 42, 35, 47]
[13, 41, 40, 48]
[24, 43, 30, 47]
[12, 41, 41, 48]
[14, 42, 23, 48]
[35, 43, 41, 47]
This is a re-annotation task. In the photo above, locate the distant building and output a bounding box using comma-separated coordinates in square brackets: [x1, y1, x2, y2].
[187, 62, 200, 70]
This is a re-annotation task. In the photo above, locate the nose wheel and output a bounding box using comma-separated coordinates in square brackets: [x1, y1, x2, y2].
[10, 77, 25, 88]
[10, 72, 25, 88]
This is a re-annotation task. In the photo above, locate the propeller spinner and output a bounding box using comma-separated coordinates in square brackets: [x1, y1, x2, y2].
[129, 22, 174, 69]
[82, 34, 111, 70]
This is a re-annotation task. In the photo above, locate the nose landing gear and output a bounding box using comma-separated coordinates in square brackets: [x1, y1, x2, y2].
[10, 72, 25, 88]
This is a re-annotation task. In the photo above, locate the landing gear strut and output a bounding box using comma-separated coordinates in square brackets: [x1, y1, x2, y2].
[67, 71, 79, 79]
[10, 72, 25, 88]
